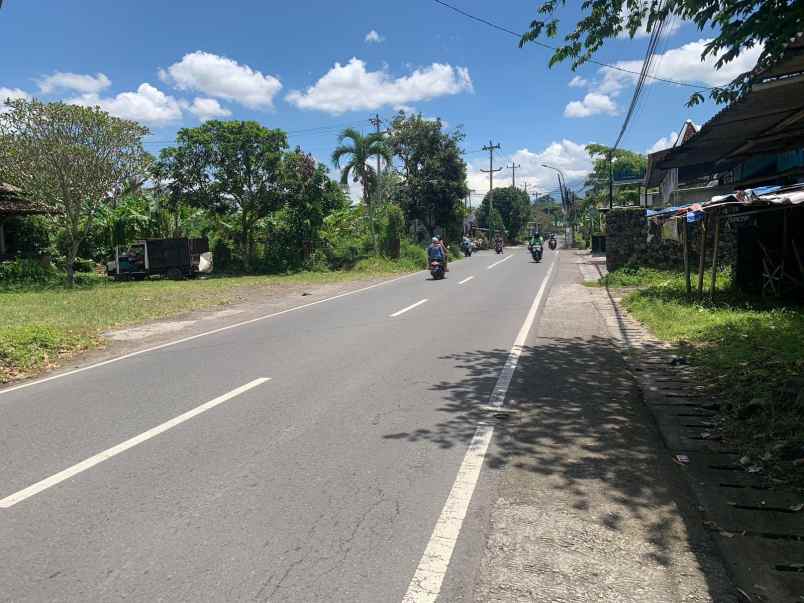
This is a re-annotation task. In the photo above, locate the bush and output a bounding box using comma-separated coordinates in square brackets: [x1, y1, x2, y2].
[399, 240, 427, 270]
[0, 259, 60, 287]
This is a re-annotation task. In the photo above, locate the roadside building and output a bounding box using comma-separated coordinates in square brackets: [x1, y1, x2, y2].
[0, 183, 58, 259]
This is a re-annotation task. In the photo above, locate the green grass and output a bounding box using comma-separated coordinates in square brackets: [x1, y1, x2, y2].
[603, 267, 804, 486]
[0, 265, 413, 383]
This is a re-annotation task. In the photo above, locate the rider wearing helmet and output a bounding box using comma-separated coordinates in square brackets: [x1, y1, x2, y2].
[427, 237, 445, 264]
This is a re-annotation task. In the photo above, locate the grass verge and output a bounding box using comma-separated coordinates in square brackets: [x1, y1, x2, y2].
[605, 267, 804, 488]
[0, 265, 415, 384]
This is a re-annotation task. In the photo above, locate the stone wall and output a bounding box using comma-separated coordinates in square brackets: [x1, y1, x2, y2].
[605, 207, 737, 272]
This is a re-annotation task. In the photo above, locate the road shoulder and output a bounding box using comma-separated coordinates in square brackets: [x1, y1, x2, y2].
[471, 249, 735, 602]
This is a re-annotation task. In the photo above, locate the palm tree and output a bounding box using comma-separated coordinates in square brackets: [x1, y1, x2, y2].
[331, 128, 391, 251]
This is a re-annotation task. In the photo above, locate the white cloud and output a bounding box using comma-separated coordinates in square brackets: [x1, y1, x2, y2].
[0, 87, 31, 112]
[286, 58, 472, 114]
[619, 12, 683, 40]
[597, 38, 764, 97]
[568, 75, 588, 88]
[647, 131, 679, 154]
[187, 97, 231, 121]
[564, 92, 618, 118]
[365, 30, 384, 44]
[37, 72, 111, 95]
[160, 51, 282, 109]
[467, 139, 593, 198]
[69, 83, 184, 126]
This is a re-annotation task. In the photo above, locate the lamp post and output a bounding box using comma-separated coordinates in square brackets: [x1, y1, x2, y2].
[542, 163, 574, 247]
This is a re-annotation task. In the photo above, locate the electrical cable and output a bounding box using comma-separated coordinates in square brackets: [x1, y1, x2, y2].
[432, 0, 713, 90]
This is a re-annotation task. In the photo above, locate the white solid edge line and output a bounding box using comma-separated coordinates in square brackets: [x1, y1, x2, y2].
[389, 298, 429, 318]
[458, 276, 475, 285]
[489, 253, 558, 407]
[0, 271, 421, 396]
[0, 378, 270, 508]
[486, 254, 514, 270]
[401, 252, 559, 603]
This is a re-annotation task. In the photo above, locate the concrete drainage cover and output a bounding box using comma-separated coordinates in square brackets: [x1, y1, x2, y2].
[104, 321, 196, 341]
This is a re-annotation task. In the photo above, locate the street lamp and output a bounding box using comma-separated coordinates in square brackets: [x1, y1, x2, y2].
[542, 163, 575, 246]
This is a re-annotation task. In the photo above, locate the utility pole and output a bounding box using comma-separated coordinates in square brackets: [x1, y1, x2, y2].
[608, 151, 614, 209]
[481, 140, 502, 240]
[368, 113, 384, 250]
[506, 162, 521, 189]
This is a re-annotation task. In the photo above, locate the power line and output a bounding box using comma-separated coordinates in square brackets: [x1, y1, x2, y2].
[612, 10, 669, 151]
[432, 0, 712, 91]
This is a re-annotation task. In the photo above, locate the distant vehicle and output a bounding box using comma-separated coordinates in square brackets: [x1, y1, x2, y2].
[548, 234, 557, 250]
[106, 238, 212, 281]
[430, 259, 445, 280]
[495, 240, 504, 254]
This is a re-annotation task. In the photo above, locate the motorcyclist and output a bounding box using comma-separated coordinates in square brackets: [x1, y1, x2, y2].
[494, 234, 504, 252]
[529, 229, 545, 250]
[427, 236, 445, 267]
[437, 236, 449, 271]
[461, 235, 472, 255]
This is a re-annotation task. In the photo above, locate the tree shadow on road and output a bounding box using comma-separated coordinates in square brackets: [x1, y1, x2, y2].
[384, 334, 733, 599]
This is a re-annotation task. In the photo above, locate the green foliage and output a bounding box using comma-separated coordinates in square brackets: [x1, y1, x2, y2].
[0, 216, 52, 257]
[382, 204, 405, 258]
[584, 145, 646, 208]
[388, 112, 469, 241]
[0, 324, 84, 379]
[0, 99, 150, 285]
[155, 120, 288, 270]
[331, 128, 391, 250]
[518, 1, 797, 105]
[477, 186, 531, 240]
[603, 266, 804, 486]
[0, 259, 60, 286]
[0, 258, 101, 290]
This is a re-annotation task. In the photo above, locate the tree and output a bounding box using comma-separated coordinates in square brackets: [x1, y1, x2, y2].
[388, 112, 469, 242]
[155, 120, 287, 271]
[331, 128, 391, 251]
[279, 149, 345, 264]
[519, 1, 802, 105]
[0, 99, 149, 285]
[477, 186, 531, 240]
[584, 145, 646, 207]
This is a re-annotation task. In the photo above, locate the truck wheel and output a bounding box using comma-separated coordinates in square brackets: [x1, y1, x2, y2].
[167, 268, 183, 280]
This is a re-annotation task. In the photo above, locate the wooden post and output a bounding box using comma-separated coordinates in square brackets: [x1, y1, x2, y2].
[710, 212, 721, 297]
[0, 220, 5, 256]
[683, 219, 691, 295]
[697, 215, 707, 298]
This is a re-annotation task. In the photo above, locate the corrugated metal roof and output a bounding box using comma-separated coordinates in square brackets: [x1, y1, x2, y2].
[658, 33, 804, 171]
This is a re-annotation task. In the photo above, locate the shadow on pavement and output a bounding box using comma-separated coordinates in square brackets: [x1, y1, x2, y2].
[384, 334, 734, 600]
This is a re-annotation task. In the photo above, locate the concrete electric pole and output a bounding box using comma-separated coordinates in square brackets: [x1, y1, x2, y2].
[506, 162, 521, 189]
[481, 141, 502, 240]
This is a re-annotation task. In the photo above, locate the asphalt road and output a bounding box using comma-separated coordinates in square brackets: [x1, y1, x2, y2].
[0, 248, 557, 602]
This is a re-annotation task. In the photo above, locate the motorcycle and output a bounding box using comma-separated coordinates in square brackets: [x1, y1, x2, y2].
[430, 259, 445, 280]
[494, 241, 504, 254]
[462, 241, 473, 257]
[529, 242, 543, 262]
[548, 235, 557, 251]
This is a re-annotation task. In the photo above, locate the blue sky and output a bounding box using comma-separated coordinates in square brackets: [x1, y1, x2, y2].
[1, 0, 762, 201]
